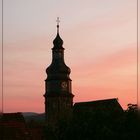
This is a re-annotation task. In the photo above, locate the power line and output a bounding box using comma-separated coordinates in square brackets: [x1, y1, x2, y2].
[137, 0, 139, 107]
[1, 0, 4, 113]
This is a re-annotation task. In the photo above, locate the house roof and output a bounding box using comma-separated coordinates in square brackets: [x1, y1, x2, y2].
[0, 112, 25, 123]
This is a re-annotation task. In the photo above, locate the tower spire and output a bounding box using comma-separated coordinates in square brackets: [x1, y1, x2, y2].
[56, 17, 60, 34]
[53, 17, 64, 49]
[44, 21, 74, 128]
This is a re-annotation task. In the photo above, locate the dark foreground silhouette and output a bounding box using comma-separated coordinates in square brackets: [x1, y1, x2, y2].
[44, 104, 140, 140]
[0, 104, 140, 140]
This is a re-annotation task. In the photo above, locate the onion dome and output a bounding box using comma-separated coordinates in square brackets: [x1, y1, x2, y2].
[46, 17, 71, 80]
[52, 33, 64, 50]
[52, 18, 64, 50]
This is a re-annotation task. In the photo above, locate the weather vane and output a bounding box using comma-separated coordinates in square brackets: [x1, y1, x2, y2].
[56, 17, 60, 33]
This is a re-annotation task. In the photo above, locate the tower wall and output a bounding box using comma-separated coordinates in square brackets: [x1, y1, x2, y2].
[45, 96, 73, 127]
[44, 24, 74, 129]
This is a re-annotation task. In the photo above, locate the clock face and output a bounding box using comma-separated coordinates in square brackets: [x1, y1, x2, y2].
[61, 81, 67, 89]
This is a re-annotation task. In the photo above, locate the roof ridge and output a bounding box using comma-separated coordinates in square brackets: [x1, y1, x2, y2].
[74, 98, 118, 105]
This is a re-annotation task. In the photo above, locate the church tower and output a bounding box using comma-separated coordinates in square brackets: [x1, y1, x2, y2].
[44, 18, 74, 128]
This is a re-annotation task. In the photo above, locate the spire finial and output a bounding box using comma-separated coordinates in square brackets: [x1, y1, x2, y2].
[56, 17, 60, 34]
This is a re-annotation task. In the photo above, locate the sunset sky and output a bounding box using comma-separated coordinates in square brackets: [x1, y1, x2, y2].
[0, 0, 140, 113]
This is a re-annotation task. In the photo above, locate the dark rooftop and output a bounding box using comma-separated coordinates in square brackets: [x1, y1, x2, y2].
[74, 98, 123, 113]
[0, 112, 25, 122]
[74, 98, 118, 106]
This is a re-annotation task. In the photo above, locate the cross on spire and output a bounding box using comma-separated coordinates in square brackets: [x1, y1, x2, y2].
[56, 17, 60, 25]
[56, 17, 60, 34]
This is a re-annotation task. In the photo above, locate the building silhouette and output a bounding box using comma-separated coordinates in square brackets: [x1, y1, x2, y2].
[0, 113, 44, 140]
[44, 20, 74, 128]
[73, 98, 123, 119]
[0, 113, 29, 140]
[44, 21, 123, 129]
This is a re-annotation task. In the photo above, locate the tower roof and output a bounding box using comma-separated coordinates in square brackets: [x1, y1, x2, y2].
[52, 17, 64, 50]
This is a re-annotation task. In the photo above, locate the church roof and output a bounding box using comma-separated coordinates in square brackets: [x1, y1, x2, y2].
[74, 98, 123, 113]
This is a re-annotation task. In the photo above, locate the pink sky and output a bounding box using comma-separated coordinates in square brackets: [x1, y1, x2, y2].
[0, 0, 140, 112]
